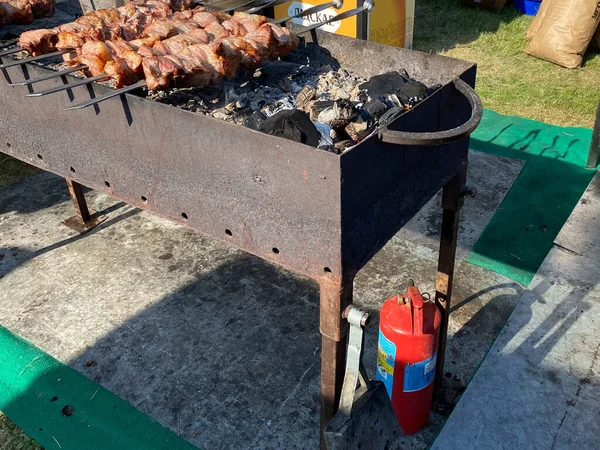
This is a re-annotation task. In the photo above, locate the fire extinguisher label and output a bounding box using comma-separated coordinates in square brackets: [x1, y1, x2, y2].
[403, 351, 438, 392]
[376, 330, 396, 398]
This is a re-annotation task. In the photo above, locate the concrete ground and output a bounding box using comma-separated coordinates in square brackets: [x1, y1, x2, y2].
[0, 150, 524, 449]
[432, 172, 600, 449]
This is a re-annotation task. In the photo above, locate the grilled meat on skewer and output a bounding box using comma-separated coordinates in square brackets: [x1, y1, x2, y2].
[18, 0, 192, 55]
[0, 0, 54, 27]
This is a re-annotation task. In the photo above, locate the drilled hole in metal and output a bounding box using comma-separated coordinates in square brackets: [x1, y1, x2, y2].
[141, 195, 148, 203]
[324, 267, 332, 273]
[69, 166, 76, 173]
[225, 229, 232, 236]
[37, 154, 43, 160]
[104, 181, 111, 188]
[181, 212, 188, 220]
[272, 247, 280, 254]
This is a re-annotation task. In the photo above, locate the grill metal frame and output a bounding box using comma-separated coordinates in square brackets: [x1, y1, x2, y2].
[0, 26, 478, 447]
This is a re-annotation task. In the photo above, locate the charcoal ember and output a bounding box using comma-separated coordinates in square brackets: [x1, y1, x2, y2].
[334, 140, 352, 153]
[244, 111, 267, 131]
[296, 85, 317, 110]
[254, 61, 303, 85]
[345, 113, 373, 142]
[310, 100, 335, 121]
[396, 79, 428, 107]
[362, 98, 389, 121]
[317, 99, 359, 129]
[257, 110, 321, 147]
[212, 108, 232, 121]
[359, 71, 410, 97]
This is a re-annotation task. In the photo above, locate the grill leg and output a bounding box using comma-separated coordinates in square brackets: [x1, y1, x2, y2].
[319, 278, 353, 449]
[61, 178, 106, 233]
[433, 167, 466, 398]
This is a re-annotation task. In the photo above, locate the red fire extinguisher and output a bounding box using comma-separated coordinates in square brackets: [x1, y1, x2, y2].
[376, 283, 441, 434]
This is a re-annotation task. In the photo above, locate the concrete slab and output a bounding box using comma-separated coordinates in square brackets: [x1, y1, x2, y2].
[0, 150, 523, 449]
[431, 174, 600, 449]
[555, 171, 600, 262]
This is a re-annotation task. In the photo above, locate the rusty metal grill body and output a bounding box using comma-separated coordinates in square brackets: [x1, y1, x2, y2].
[0, 25, 476, 447]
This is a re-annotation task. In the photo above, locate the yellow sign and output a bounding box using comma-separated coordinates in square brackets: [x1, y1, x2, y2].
[274, 0, 358, 39]
[274, 0, 413, 48]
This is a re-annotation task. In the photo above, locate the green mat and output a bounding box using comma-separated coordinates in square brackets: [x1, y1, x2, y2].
[467, 110, 596, 285]
[0, 326, 195, 450]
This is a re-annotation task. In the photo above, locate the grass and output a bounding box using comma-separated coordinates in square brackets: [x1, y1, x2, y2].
[413, 0, 600, 128]
[0, 155, 38, 189]
[0, 413, 43, 450]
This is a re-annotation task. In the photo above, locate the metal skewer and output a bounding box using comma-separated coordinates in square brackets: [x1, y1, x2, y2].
[9, 65, 87, 86]
[0, 38, 18, 49]
[273, 0, 343, 25]
[0, 46, 23, 58]
[245, 0, 289, 14]
[25, 74, 108, 97]
[64, 80, 147, 110]
[0, 49, 72, 70]
[220, 0, 264, 13]
[65, 1, 372, 111]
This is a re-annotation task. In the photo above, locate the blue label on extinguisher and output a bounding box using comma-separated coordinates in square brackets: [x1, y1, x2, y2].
[376, 329, 396, 399]
[403, 351, 437, 392]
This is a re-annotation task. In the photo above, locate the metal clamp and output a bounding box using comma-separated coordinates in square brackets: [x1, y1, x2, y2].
[338, 305, 370, 416]
[378, 78, 483, 146]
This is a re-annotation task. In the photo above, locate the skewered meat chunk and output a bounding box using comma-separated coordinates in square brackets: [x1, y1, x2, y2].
[152, 28, 209, 54]
[231, 11, 267, 33]
[18, 0, 177, 55]
[0, 0, 54, 26]
[0, 0, 33, 26]
[18, 27, 57, 54]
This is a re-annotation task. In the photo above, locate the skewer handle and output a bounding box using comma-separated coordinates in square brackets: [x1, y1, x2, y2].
[64, 80, 147, 110]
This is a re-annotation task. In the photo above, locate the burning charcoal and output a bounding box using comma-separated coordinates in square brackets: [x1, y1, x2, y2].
[362, 98, 389, 121]
[396, 79, 428, 108]
[345, 114, 373, 142]
[334, 140, 352, 153]
[254, 61, 303, 86]
[244, 111, 267, 131]
[310, 100, 335, 121]
[296, 85, 317, 111]
[257, 110, 321, 147]
[359, 71, 411, 98]
[317, 99, 359, 129]
[212, 108, 231, 121]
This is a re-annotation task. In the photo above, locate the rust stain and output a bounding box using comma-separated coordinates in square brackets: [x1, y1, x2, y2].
[303, 169, 308, 180]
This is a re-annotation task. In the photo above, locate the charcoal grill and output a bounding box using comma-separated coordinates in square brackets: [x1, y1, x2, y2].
[0, 5, 481, 447]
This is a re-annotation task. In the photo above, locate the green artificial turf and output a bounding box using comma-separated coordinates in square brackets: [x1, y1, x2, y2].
[0, 326, 195, 450]
[467, 109, 596, 285]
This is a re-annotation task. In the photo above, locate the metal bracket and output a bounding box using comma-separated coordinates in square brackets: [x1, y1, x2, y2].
[338, 306, 370, 416]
